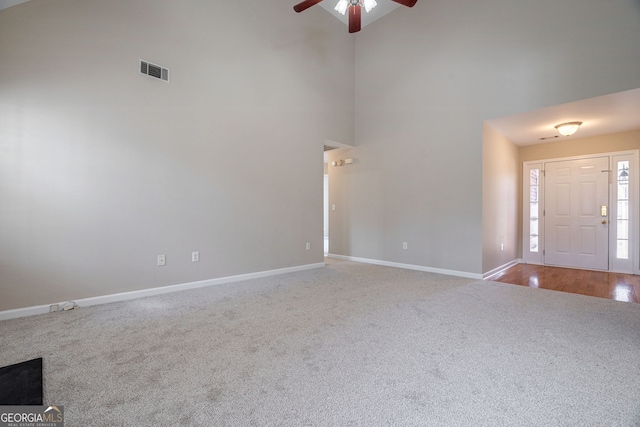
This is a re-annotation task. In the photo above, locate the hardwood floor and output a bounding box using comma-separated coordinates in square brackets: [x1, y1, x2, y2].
[490, 263, 640, 304]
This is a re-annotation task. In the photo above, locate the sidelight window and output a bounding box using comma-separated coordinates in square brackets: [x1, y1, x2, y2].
[529, 169, 540, 252]
[616, 161, 629, 259]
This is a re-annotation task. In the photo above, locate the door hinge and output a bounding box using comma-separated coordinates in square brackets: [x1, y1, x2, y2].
[543, 249, 545, 256]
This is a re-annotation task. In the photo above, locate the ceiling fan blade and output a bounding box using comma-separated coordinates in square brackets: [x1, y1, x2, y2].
[293, 0, 323, 13]
[348, 5, 361, 33]
[390, 0, 418, 7]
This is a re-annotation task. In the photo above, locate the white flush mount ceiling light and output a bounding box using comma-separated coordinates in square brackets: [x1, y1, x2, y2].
[555, 121, 583, 137]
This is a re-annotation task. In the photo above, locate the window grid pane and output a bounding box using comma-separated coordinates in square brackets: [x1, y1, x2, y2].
[617, 240, 629, 260]
[618, 161, 629, 181]
[530, 169, 539, 186]
[618, 182, 629, 200]
[617, 201, 629, 220]
[617, 220, 629, 240]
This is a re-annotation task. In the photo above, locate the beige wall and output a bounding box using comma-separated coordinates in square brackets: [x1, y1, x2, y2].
[482, 123, 519, 273]
[0, 0, 355, 311]
[338, 0, 640, 275]
[515, 130, 640, 258]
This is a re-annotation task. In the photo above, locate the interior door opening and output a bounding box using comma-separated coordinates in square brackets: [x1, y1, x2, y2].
[324, 173, 329, 256]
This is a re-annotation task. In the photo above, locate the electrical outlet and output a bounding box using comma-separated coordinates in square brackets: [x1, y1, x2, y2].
[49, 304, 59, 313]
[403, 242, 408, 250]
[306, 243, 311, 250]
[192, 251, 199, 262]
[157, 254, 166, 266]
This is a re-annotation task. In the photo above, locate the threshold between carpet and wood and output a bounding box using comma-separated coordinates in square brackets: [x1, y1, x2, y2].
[0, 258, 638, 426]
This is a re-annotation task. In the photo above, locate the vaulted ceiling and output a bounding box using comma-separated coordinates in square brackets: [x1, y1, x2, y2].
[2, 0, 639, 145]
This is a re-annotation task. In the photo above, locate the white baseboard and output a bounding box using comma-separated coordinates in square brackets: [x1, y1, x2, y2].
[0, 304, 56, 322]
[0, 262, 325, 322]
[482, 259, 521, 280]
[327, 254, 483, 280]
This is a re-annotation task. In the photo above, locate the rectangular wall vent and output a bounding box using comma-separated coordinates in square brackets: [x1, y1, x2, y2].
[140, 59, 169, 82]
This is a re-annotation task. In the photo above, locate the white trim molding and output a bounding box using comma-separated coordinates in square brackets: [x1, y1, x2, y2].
[0, 262, 325, 322]
[327, 254, 483, 280]
[483, 259, 520, 280]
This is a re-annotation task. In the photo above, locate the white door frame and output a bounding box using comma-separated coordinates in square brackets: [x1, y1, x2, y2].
[522, 150, 639, 274]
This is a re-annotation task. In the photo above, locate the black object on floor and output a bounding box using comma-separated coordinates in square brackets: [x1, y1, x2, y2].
[0, 357, 43, 405]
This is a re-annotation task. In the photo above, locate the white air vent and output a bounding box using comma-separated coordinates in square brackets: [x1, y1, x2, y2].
[140, 59, 169, 82]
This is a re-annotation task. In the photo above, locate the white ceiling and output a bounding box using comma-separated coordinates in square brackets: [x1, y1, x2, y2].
[318, 0, 400, 29]
[0, 0, 30, 10]
[487, 88, 640, 146]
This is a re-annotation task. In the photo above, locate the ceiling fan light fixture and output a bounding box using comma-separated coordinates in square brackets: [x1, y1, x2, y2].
[363, 0, 377, 13]
[335, 0, 375, 15]
[555, 121, 583, 136]
[334, 0, 349, 15]
[294, 0, 416, 33]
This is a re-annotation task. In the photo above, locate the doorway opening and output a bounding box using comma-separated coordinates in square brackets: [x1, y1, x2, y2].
[324, 173, 329, 255]
[323, 139, 354, 259]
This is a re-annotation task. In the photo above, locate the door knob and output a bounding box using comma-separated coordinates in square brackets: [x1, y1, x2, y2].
[602, 220, 607, 224]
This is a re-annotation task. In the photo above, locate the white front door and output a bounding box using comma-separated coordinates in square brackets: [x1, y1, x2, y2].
[544, 157, 609, 269]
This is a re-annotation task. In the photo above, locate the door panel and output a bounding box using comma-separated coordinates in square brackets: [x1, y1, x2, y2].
[556, 183, 570, 215]
[555, 226, 570, 253]
[579, 226, 596, 255]
[545, 157, 609, 269]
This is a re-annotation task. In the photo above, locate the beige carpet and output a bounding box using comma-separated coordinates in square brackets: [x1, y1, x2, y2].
[1, 258, 639, 426]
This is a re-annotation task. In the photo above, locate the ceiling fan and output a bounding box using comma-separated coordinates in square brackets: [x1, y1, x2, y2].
[293, 0, 418, 33]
